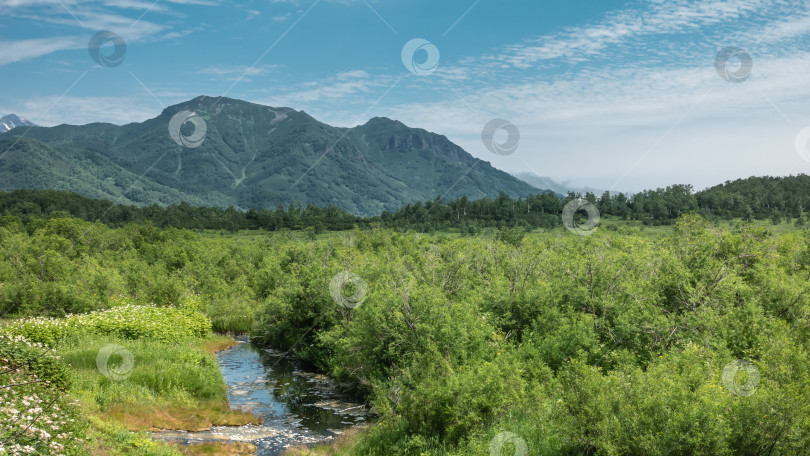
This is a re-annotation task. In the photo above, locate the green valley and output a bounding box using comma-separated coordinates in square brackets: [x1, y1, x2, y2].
[1, 206, 809, 455]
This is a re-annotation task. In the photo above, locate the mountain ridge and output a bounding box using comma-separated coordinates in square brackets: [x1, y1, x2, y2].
[0, 96, 542, 216]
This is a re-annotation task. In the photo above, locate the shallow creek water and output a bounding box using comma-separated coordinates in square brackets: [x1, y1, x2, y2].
[153, 338, 369, 455]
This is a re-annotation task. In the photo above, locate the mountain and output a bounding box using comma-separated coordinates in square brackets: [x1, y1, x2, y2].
[513, 172, 614, 197]
[0, 96, 542, 216]
[0, 114, 35, 133]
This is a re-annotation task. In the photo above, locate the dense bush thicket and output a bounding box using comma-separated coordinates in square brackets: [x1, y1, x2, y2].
[251, 216, 810, 455]
[2, 212, 810, 454]
[1, 174, 808, 232]
[0, 216, 264, 329]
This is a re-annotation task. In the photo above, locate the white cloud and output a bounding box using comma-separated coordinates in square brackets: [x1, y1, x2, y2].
[0, 36, 86, 65]
[0, 0, 214, 65]
[356, 0, 810, 191]
[101, 0, 169, 12]
[0, 0, 73, 6]
[257, 70, 393, 108]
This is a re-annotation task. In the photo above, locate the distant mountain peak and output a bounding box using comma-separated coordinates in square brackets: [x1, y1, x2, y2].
[158, 96, 303, 127]
[364, 116, 403, 126]
[513, 171, 620, 197]
[0, 114, 35, 133]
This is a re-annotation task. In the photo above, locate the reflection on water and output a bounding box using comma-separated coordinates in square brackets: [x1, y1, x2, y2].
[154, 339, 368, 455]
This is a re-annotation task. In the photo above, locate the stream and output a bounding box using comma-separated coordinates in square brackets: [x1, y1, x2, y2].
[154, 338, 369, 455]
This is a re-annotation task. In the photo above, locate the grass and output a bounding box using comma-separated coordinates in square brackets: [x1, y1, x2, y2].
[205, 299, 256, 335]
[102, 401, 258, 432]
[170, 442, 257, 455]
[58, 333, 261, 432]
[87, 419, 257, 456]
[282, 427, 366, 456]
[85, 415, 179, 456]
[30, 329, 262, 455]
[201, 334, 240, 354]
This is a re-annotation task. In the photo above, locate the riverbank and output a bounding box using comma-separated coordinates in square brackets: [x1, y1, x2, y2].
[281, 427, 365, 456]
[77, 333, 263, 455]
[2, 305, 262, 455]
[2, 303, 371, 456]
[155, 338, 370, 456]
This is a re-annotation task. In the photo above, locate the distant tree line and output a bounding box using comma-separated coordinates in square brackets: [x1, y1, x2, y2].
[0, 189, 361, 232]
[1, 174, 808, 232]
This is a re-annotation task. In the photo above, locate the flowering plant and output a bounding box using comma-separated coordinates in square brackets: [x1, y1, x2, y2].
[0, 334, 84, 455]
[7, 304, 212, 346]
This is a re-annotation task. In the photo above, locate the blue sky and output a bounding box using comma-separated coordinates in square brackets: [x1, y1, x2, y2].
[2, 0, 810, 193]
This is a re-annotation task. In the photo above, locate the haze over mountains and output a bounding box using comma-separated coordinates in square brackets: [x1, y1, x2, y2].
[511, 172, 616, 198]
[0, 96, 541, 216]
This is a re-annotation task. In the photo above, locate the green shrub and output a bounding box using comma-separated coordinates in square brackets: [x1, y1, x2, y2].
[389, 347, 528, 443]
[495, 226, 526, 246]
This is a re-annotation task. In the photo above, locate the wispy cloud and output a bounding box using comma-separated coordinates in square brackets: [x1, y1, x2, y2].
[164, 0, 219, 5]
[0, 36, 86, 65]
[198, 64, 278, 82]
[99, 0, 170, 12]
[371, 0, 810, 190]
[255, 70, 396, 116]
[0, 0, 214, 65]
